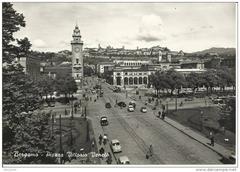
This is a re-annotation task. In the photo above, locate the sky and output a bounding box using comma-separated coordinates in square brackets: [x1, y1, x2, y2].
[12, 2, 236, 53]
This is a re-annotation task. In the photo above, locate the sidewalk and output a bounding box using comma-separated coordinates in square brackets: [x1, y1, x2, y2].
[128, 93, 235, 161]
[164, 117, 234, 160]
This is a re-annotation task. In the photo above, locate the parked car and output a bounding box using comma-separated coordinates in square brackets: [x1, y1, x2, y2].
[129, 101, 136, 108]
[213, 98, 224, 104]
[185, 97, 194, 101]
[105, 102, 112, 108]
[128, 105, 134, 112]
[117, 156, 130, 164]
[100, 116, 108, 126]
[117, 101, 126, 107]
[111, 139, 122, 153]
[48, 102, 55, 107]
[140, 107, 147, 113]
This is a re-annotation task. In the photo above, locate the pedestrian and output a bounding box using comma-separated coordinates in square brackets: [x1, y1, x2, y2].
[162, 104, 166, 111]
[149, 145, 153, 157]
[222, 126, 225, 135]
[99, 134, 103, 145]
[106, 152, 112, 164]
[99, 147, 105, 155]
[211, 136, 215, 146]
[209, 131, 213, 138]
[158, 111, 161, 118]
[162, 112, 165, 120]
[91, 140, 95, 148]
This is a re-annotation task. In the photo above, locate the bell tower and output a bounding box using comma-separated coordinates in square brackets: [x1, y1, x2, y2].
[71, 25, 83, 88]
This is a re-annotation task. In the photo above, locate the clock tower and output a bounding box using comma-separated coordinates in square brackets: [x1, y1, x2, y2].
[71, 25, 83, 88]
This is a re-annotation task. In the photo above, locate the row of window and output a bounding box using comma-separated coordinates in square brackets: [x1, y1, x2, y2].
[123, 62, 145, 66]
[117, 72, 148, 76]
[123, 77, 148, 85]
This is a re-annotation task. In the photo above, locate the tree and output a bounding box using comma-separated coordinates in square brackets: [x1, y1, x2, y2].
[165, 69, 186, 95]
[216, 67, 235, 92]
[201, 70, 219, 94]
[17, 37, 32, 56]
[2, 3, 56, 164]
[55, 74, 78, 99]
[185, 72, 204, 93]
[38, 75, 56, 100]
[149, 69, 185, 97]
[2, 2, 25, 63]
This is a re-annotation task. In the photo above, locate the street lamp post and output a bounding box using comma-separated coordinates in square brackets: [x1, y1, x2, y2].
[166, 101, 169, 114]
[51, 113, 54, 137]
[71, 95, 74, 119]
[59, 114, 63, 164]
[175, 96, 177, 111]
[200, 110, 204, 131]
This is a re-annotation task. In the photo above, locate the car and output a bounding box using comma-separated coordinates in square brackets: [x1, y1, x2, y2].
[113, 87, 121, 93]
[117, 156, 130, 164]
[185, 97, 194, 101]
[111, 139, 122, 153]
[140, 107, 147, 113]
[105, 102, 111, 108]
[48, 102, 55, 107]
[213, 98, 224, 104]
[128, 105, 134, 112]
[100, 116, 108, 126]
[129, 101, 136, 108]
[117, 101, 126, 107]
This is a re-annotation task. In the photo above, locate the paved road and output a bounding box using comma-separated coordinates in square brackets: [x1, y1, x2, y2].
[86, 77, 223, 165]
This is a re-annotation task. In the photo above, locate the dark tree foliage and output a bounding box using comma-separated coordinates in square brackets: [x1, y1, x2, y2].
[2, 3, 56, 164]
[149, 69, 186, 96]
[2, 2, 25, 63]
[55, 74, 78, 98]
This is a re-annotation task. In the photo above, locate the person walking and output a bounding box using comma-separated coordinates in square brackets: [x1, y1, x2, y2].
[99, 134, 103, 145]
[211, 135, 215, 146]
[99, 147, 105, 158]
[91, 140, 95, 149]
[162, 111, 165, 120]
[149, 145, 153, 157]
[106, 152, 112, 164]
[158, 111, 161, 118]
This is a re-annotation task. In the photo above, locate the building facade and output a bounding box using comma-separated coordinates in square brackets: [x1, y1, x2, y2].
[71, 25, 84, 88]
[15, 56, 41, 81]
[113, 68, 153, 87]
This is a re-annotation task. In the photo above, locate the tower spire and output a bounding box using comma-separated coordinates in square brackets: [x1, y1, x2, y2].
[76, 19, 78, 27]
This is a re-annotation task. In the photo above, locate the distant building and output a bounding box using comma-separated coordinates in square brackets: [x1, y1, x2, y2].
[96, 62, 115, 75]
[113, 68, 154, 87]
[15, 56, 40, 81]
[221, 56, 235, 68]
[180, 60, 204, 69]
[175, 68, 206, 77]
[204, 57, 221, 69]
[113, 59, 151, 68]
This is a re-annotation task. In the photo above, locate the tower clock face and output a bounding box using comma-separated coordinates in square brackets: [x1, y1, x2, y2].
[75, 47, 80, 52]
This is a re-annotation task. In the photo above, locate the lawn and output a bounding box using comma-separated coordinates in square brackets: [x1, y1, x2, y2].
[52, 117, 99, 164]
[167, 107, 235, 152]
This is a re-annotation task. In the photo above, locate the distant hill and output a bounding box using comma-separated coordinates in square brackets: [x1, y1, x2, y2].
[192, 47, 236, 56]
